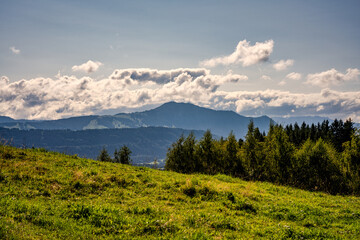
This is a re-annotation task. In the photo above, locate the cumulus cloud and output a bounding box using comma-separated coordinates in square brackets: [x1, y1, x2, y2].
[1, 76, 10, 85]
[261, 75, 271, 81]
[217, 88, 360, 120]
[306, 68, 360, 87]
[0, 68, 247, 119]
[286, 72, 302, 80]
[72, 60, 103, 73]
[109, 68, 209, 84]
[273, 59, 294, 71]
[278, 81, 286, 86]
[1, 67, 359, 121]
[9, 46, 20, 54]
[200, 39, 274, 67]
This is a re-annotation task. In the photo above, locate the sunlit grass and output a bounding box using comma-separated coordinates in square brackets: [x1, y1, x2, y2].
[0, 145, 359, 239]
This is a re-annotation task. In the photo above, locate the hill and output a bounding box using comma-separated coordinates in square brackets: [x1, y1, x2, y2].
[0, 146, 359, 239]
[125, 102, 273, 138]
[0, 127, 205, 165]
[0, 102, 273, 138]
[272, 116, 334, 126]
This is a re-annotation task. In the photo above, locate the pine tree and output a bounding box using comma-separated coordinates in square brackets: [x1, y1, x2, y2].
[117, 145, 132, 164]
[97, 147, 112, 162]
[225, 131, 243, 177]
[197, 130, 218, 174]
[165, 134, 185, 172]
[264, 125, 295, 183]
[243, 121, 264, 179]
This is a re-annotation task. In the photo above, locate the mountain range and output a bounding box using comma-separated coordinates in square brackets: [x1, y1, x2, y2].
[2, 102, 356, 165]
[0, 102, 273, 138]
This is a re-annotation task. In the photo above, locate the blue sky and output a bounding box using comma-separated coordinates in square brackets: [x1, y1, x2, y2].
[1, 0, 360, 120]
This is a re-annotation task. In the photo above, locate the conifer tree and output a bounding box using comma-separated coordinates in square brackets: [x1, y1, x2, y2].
[197, 130, 218, 174]
[116, 145, 132, 164]
[97, 147, 112, 162]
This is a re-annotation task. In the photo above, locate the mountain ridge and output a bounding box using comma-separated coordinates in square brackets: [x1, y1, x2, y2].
[0, 102, 273, 138]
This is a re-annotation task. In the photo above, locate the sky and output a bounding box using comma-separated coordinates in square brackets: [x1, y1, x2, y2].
[1, 0, 360, 121]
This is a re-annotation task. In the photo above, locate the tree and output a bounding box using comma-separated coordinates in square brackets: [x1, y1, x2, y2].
[225, 131, 243, 177]
[97, 147, 112, 162]
[165, 134, 185, 172]
[331, 119, 344, 152]
[196, 130, 218, 174]
[342, 118, 354, 145]
[243, 121, 264, 179]
[183, 132, 198, 173]
[294, 138, 345, 194]
[164, 133, 198, 173]
[264, 125, 295, 183]
[114, 145, 132, 164]
[342, 129, 360, 194]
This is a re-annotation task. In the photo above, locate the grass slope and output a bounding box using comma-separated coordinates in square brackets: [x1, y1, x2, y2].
[0, 146, 359, 239]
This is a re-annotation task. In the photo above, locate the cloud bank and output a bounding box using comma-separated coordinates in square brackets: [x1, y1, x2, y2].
[0, 68, 247, 119]
[306, 68, 359, 87]
[1, 68, 359, 122]
[273, 59, 294, 71]
[200, 40, 274, 67]
[72, 60, 103, 73]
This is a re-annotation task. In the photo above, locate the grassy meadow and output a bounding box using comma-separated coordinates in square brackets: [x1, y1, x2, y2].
[0, 145, 359, 239]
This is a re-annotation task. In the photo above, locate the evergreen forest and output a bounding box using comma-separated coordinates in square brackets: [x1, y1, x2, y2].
[165, 119, 360, 195]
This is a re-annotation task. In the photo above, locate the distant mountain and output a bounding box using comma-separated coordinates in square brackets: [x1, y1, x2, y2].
[272, 116, 334, 126]
[0, 116, 15, 123]
[0, 102, 274, 138]
[125, 102, 273, 138]
[0, 127, 205, 165]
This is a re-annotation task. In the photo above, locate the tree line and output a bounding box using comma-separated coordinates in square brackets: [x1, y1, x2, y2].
[97, 145, 132, 164]
[165, 119, 360, 195]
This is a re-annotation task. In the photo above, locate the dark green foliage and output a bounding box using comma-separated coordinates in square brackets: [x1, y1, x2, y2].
[264, 125, 295, 183]
[196, 130, 219, 175]
[342, 131, 360, 194]
[243, 121, 265, 179]
[294, 139, 346, 194]
[165, 118, 360, 195]
[225, 132, 243, 177]
[114, 145, 132, 164]
[97, 147, 112, 162]
[165, 132, 200, 173]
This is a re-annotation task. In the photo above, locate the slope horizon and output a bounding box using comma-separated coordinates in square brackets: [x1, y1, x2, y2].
[0, 101, 350, 123]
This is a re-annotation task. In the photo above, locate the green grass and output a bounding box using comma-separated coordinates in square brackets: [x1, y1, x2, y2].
[0, 145, 359, 239]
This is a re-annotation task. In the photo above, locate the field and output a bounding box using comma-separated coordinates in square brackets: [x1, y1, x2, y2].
[0, 145, 359, 239]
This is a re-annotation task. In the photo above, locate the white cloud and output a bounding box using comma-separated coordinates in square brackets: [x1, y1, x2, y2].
[1, 76, 9, 85]
[109, 68, 210, 84]
[219, 88, 360, 119]
[261, 75, 271, 81]
[273, 59, 294, 71]
[306, 68, 360, 87]
[278, 80, 286, 86]
[286, 72, 302, 80]
[200, 39, 274, 67]
[72, 60, 103, 73]
[9, 46, 20, 54]
[316, 105, 324, 112]
[0, 68, 247, 119]
[1, 67, 359, 121]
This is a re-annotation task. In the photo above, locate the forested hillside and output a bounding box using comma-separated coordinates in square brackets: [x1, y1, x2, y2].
[166, 119, 360, 195]
[0, 127, 204, 165]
